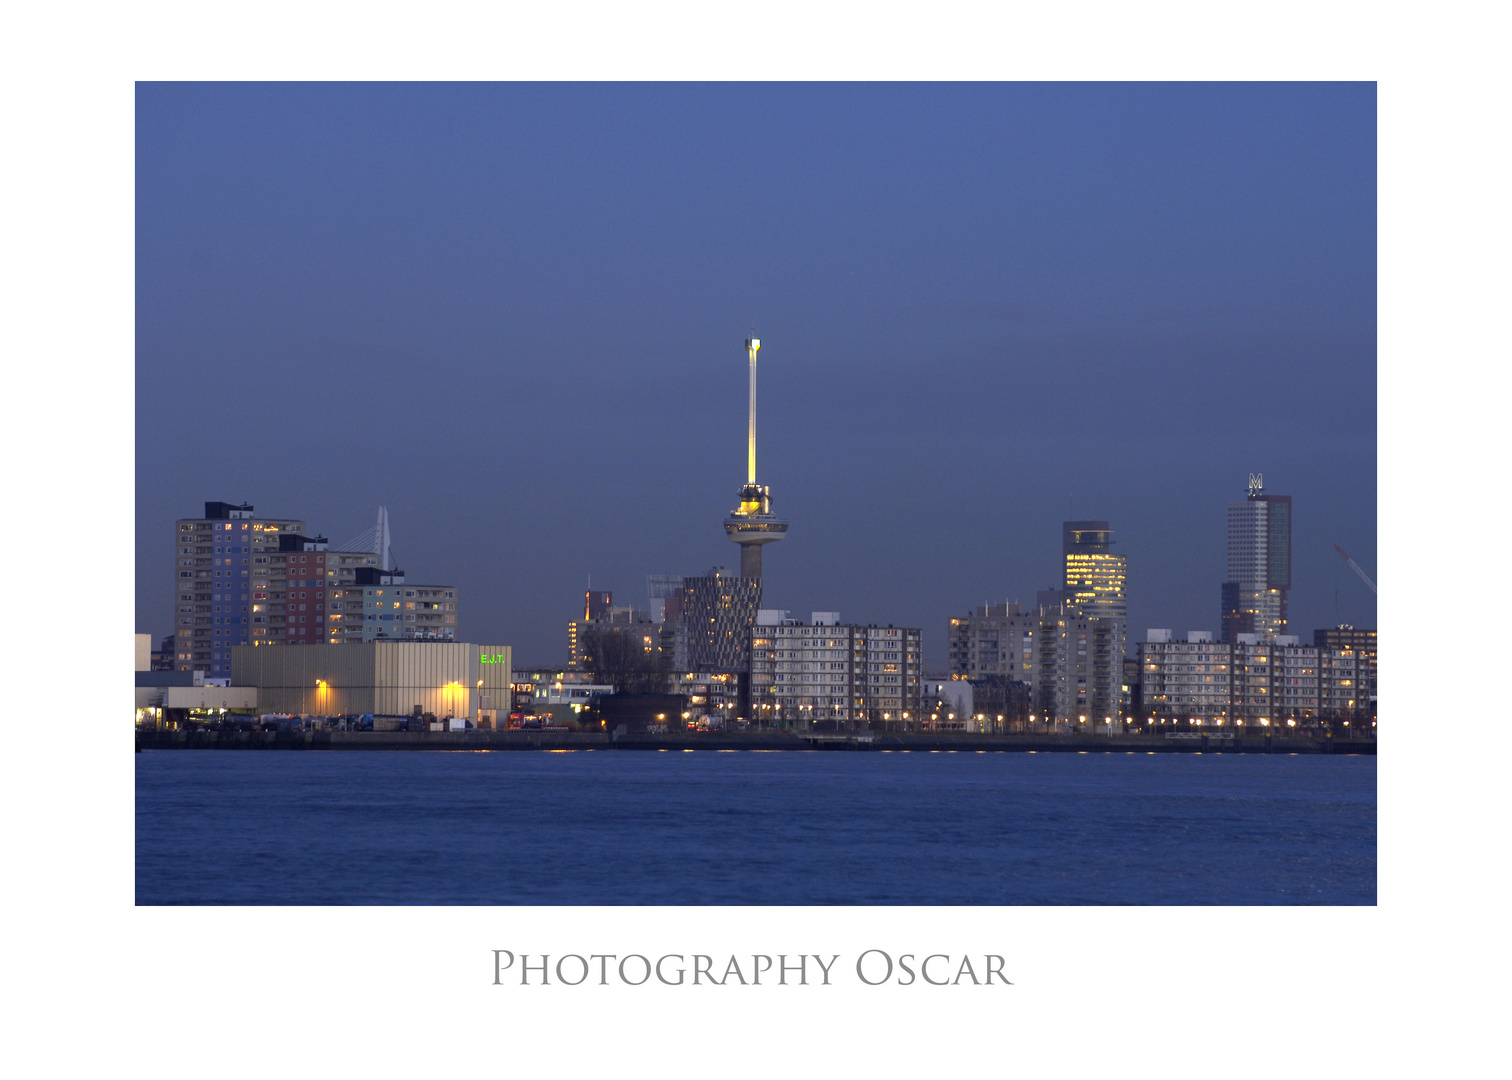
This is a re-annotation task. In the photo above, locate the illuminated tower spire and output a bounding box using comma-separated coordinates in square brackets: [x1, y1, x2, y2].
[724, 333, 788, 578]
[748, 336, 759, 484]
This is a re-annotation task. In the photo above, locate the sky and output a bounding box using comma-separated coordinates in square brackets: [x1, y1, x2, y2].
[136, 82, 1376, 668]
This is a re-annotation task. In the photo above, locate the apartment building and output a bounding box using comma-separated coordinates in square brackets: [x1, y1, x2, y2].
[749, 611, 922, 728]
[949, 595, 1124, 723]
[947, 603, 1038, 680]
[173, 501, 307, 678]
[328, 568, 459, 643]
[1138, 630, 1235, 723]
[1139, 629, 1376, 725]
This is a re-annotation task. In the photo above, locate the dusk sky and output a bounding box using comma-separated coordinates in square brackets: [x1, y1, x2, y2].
[136, 82, 1376, 667]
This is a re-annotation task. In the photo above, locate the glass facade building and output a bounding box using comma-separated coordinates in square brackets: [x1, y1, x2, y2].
[1222, 486, 1292, 642]
[682, 567, 761, 672]
[1062, 520, 1128, 623]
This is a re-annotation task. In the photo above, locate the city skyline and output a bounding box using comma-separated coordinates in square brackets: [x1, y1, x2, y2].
[154, 474, 1369, 670]
[135, 83, 1376, 666]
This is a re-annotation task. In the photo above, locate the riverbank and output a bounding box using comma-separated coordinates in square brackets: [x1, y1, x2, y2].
[135, 729, 1375, 754]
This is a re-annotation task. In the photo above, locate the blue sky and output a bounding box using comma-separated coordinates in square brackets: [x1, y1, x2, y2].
[136, 82, 1376, 665]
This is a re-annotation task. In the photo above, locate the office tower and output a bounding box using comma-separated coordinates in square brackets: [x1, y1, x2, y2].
[173, 501, 307, 677]
[1063, 521, 1128, 622]
[749, 612, 922, 728]
[724, 335, 788, 579]
[1221, 474, 1292, 641]
[681, 566, 761, 671]
[1061, 521, 1128, 721]
[584, 590, 612, 621]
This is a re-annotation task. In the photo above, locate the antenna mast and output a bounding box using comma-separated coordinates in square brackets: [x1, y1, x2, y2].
[746, 334, 760, 484]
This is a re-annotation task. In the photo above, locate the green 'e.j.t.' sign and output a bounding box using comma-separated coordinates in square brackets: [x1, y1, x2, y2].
[480, 653, 507, 665]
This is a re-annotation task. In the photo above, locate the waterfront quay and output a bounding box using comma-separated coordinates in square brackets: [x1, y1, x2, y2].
[135, 729, 1375, 754]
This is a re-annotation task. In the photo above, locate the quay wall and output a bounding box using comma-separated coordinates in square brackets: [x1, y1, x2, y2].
[136, 730, 1375, 754]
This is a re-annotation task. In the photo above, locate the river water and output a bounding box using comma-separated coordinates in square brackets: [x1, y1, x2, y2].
[135, 749, 1375, 905]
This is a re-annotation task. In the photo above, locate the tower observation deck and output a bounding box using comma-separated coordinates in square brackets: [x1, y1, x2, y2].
[723, 335, 788, 578]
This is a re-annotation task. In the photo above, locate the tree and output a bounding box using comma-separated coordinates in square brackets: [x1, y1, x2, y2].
[582, 626, 671, 695]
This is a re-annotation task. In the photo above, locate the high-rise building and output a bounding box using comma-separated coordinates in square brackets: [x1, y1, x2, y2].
[173, 501, 307, 678]
[681, 566, 761, 672]
[647, 575, 690, 669]
[180, 501, 457, 672]
[723, 336, 788, 579]
[271, 532, 332, 645]
[947, 603, 1038, 681]
[1060, 521, 1128, 721]
[1031, 593, 1125, 724]
[749, 612, 922, 728]
[1063, 521, 1128, 624]
[949, 594, 1125, 724]
[1221, 474, 1292, 641]
[943, 518, 1130, 727]
[565, 590, 618, 665]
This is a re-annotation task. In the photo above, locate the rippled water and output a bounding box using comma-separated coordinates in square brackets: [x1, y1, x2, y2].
[135, 750, 1375, 905]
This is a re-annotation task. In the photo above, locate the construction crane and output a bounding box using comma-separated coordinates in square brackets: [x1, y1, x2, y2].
[1333, 544, 1377, 595]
